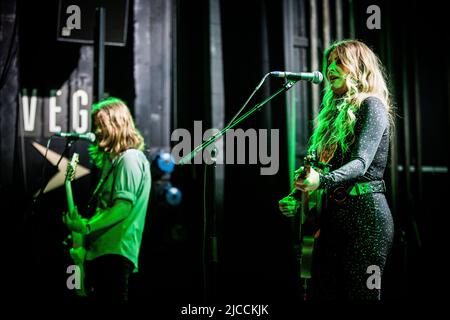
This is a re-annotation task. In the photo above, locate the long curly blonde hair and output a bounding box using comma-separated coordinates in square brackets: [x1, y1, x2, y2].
[309, 39, 394, 163]
[89, 97, 145, 168]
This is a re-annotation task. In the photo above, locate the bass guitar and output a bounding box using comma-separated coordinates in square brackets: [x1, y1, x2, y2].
[65, 153, 87, 296]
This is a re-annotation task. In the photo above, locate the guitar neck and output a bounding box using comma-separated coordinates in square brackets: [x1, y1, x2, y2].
[65, 180, 75, 213]
[65, 177, 85, 248]
[290, 162, 312, 200]
[64, 153, 84, 253]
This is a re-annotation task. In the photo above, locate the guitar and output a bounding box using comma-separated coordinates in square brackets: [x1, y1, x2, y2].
[65, 153, 87, 296]
[289, 151, 330, 300]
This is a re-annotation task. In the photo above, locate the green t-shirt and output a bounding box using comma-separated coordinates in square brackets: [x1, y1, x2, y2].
[86, 149, 151, 272]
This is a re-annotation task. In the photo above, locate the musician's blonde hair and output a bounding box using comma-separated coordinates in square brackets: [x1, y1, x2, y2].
[89, 97, 144, 167]
[309, 39, 394, 162]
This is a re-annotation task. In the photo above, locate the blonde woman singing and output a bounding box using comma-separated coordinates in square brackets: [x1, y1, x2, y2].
[279, 40, 394, 300]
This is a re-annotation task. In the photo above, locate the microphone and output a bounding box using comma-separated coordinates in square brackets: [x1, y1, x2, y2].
[270, 71, 323, 84]
[55, 131, 96, 143]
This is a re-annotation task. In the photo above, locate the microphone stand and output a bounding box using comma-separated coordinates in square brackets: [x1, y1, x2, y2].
[179, 80, 298, 165]
[178, 79, 298, 300]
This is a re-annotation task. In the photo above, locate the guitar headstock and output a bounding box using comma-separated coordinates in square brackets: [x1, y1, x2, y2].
[66, 153, 79, 182]
[303, 150, 331, 173]
[303, 151, 318, 166]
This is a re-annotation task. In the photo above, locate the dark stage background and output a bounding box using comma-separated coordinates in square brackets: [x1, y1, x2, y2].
[1, 0, 448, 312]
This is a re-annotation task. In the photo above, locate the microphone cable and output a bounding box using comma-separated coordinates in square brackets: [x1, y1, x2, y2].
[200, 72, 271, 300]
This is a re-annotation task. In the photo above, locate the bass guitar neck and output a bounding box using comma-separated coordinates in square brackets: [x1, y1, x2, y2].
[65, 153, 87, 296]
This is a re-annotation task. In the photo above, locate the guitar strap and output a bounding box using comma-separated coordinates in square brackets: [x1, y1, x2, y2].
[87, 162, 115, 215]
[109, 162, 118, 207]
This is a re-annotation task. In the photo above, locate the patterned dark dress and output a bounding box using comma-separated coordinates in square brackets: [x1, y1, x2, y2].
[312, 96, 394, 300]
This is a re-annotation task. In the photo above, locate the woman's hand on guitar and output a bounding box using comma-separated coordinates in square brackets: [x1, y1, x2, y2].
[278, 195, 299, 217]
[293, 166, 306, 181]
[294, 166, 320, 192]
[63, 206, 89, 234]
